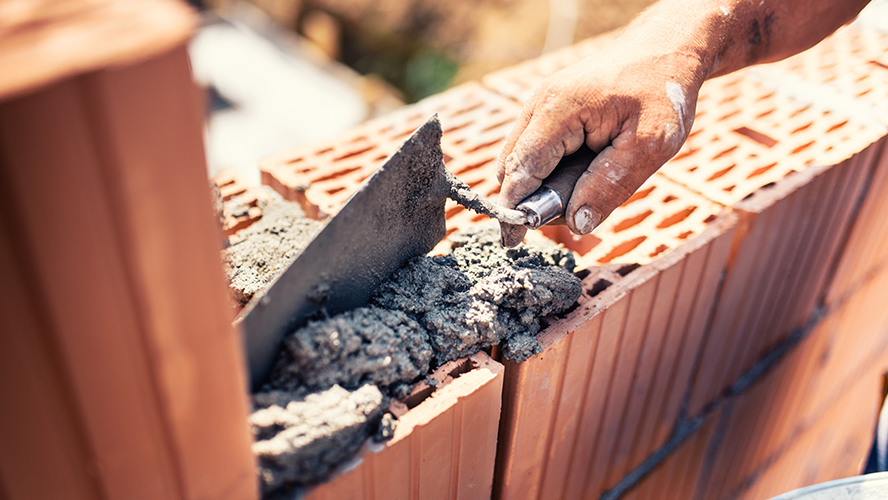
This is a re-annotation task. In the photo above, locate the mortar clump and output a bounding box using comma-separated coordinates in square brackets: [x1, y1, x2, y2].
[250, 384, 384, 495]
[222, 193, 323, 305]
[266, 307, 432, 398]
[370, 224, 582, 364]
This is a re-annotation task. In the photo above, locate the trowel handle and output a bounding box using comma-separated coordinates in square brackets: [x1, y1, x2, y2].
[517, 145, 597, 229]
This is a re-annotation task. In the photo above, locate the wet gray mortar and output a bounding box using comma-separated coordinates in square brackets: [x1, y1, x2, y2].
[226, 195, 582, 495]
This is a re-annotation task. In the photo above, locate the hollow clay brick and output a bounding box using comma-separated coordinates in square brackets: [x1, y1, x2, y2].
[305, 352, 504, 500]
[619, 409, 722, 500]
[493, 214, 736, 500]
[686, 144, 879, 417]
[0, 42, 256, 500]
[825, 137, 888, 306]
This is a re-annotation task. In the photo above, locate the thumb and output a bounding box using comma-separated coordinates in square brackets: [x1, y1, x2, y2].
[564, 143, 656, 235]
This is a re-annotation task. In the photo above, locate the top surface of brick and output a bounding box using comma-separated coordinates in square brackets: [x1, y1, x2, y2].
[0, 0, 195, 100]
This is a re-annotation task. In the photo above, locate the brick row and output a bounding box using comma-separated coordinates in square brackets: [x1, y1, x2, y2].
[305, 351, 504, 500]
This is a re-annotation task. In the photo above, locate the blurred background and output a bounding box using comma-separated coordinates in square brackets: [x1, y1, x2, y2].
[186, 0, 656, 183]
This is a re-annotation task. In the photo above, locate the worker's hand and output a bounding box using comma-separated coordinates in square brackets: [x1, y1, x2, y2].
[496, 39, 706, 244]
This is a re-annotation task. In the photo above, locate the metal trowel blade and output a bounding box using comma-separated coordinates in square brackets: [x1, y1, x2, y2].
[238, 115, 449, 388]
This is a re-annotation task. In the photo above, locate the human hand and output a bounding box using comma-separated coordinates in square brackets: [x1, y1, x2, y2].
[496, 39, 706, 246]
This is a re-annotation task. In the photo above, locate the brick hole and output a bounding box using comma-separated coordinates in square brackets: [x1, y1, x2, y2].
[311, 166, 362, 183]
[711, 145, 739, 161]
[286, 157, 304, 165]
[678, 230, 693, 239]
[858, 88, 873, 97]
[623, 185, 655, 205]
[446, 205, 466, 218]
[791, 122, 813, 134]
[869, 60, 888, 71]
[315, 147, 334, 155]
[756, 109, 775, 119]
[455, 159, 493, 175]
[585, 278, 612, 298]
[723, 184, 736, 192]
[481, 118, 514, 133]
[374, 154, 388, 161]
[757, 91, 776, 101]
[379, 125, 394, 134]
[703, 214, 717, 223]
[443, 121, 472, 134]
[855, 74, 869, 83]
[356, 175, 368, 183]
[466, 139, 502, 153]
[599, 236, 646, 263]
[333, 146, 375, 162]
[217, 178, 236, 187]
[574, 269, 591, 280]
[825, 146, 834, 152]
[672, 147, 700, 161]
[615, 263, 641, 276]
[612, 209, 654, 233]
[687, 129, 703, 140]
[719, 94, 739, 104]
[733, 126, 778, 148]
[789, 105, 811, 118]
[325, 186, 346, 195]
[392, 127, 416, 140]
[445, 227, 458, 237]
[349, 136, 368, 143]
[663, 194, 677, 203]
[649, 244, 669, 258]
[453, 139, 466, 145]
[719, 110, 741, 121]
[790, 141, 815, 155]
[688, 166, 699, 172]
[443, 154, 453, 163]
[470, 213, 488, 222]
[657, 206, 697, 228]
[467, 179, 484, 189]
[707, 164, 736, 181]
[450, 101, 484, 117]
[294, 166, 316, 174]
[747, 162, 778, 179]
[486, 186, 501, 197]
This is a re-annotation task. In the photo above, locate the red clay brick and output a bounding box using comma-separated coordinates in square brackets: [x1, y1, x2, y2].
[494, 214, 736, 500]
[305, 352, 504, 500]
[0, 44, 256, 500]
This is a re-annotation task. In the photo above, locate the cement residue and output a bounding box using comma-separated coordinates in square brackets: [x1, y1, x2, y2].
[250, 384, 384, 494]
[222, 194, 323, 305]
[266, 307, 432, 398]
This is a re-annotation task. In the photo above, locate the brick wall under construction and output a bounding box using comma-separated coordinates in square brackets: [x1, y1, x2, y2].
[255, 21, 888, 500]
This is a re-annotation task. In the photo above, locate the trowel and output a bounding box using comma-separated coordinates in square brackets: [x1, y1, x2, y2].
[239, 114, 594, 387]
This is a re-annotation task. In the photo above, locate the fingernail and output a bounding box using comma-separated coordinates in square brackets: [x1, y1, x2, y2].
[574, 206, 601, 235]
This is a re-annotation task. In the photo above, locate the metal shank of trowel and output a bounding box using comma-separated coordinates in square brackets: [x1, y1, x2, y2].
[516, 144, 597, 228]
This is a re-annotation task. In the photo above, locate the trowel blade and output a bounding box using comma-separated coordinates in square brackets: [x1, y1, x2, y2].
[239, 115, 448, 388]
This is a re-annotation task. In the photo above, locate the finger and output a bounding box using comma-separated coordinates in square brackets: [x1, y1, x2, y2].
[499, 110, 587, 208]
[564, 143, 658, 235]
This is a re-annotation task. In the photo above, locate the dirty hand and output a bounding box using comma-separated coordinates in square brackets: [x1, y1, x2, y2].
[496, 38, 705, 245]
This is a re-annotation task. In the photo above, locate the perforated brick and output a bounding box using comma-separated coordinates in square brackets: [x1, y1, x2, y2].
[261, 82, 523, 219]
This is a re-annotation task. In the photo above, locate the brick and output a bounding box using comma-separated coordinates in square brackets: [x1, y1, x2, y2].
[260, 82, 523, 220]
[0, 44, 256, 500]
[620, 409, 722, 500]
[826, 137, 888, 305]
[493, 214, 736, 500]
[686, 144, 878, 417]
[305, 351, 504, 500]
[733, 375, 880, 500]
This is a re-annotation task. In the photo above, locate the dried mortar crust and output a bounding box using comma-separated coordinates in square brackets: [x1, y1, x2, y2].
[221, 190, 324, 305]
[249, 384, 384, 496]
